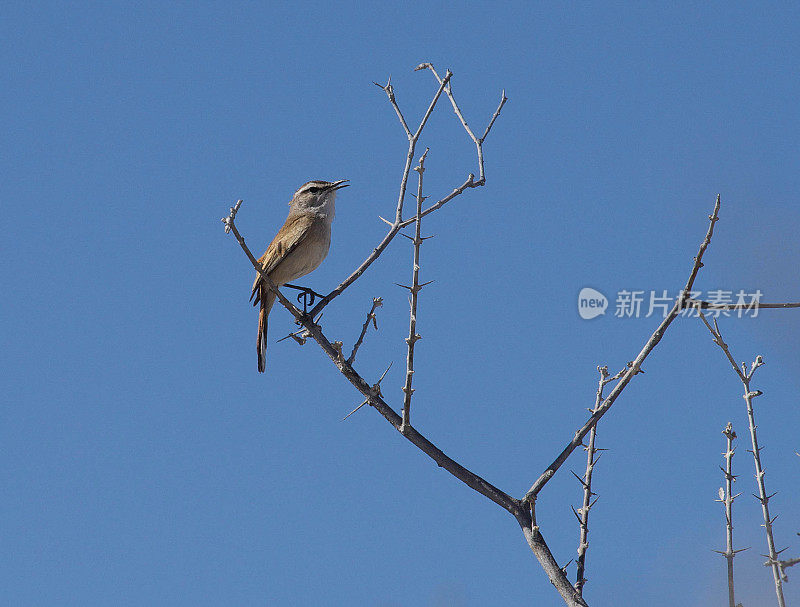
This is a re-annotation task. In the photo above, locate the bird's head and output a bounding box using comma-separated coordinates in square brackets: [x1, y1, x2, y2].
[289, 179, 349, 213]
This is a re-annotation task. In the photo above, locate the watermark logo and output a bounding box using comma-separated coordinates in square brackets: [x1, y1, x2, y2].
[578, 288, 763, 319]
[578, 287, 608, 319]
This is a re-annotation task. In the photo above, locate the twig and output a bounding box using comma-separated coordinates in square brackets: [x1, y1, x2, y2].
[522, 194, 723, 505]
[573, 365, 614, 596]
[307, 69, 452, 317]
[347, 297, 383, 365]
[687, 300, 800, 311]
[774, 557, 800, 571]
[714, 422, 747, 607]
[221, 201, 303, 322]
[415, 62, 508, 185]
[306, 66, 506, 317]
[698, 315, 787, 606]
[400, 149, 430, 432]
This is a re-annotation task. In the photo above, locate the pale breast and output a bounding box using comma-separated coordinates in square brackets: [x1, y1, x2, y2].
[269, 217, 332, 285]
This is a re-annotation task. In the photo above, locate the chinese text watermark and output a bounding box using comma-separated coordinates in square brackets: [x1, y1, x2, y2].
[578, 288, 763, 319]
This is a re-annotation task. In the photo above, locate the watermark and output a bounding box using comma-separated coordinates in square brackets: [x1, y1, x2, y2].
[578, 288, 763, 319]
[578, 287, 609, 320]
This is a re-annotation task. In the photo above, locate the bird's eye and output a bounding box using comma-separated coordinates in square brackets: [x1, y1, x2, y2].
[308, 187, 320, 194]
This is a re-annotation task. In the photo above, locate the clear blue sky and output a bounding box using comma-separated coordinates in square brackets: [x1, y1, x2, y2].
[3, 3, 799, 606]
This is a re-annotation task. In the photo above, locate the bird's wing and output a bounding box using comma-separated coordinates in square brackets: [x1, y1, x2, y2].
[250, 212, 317, 303]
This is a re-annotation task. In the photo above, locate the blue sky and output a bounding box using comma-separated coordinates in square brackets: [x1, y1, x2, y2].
[3, 3, 799, 606]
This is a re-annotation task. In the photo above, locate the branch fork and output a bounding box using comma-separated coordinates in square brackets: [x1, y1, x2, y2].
[699, 315, 787, 606]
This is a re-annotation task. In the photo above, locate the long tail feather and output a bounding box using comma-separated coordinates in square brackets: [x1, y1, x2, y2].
[257, 304, 267, 372]
[256, 289, 276, 373]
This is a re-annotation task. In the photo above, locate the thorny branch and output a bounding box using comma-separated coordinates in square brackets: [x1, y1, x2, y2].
[698, 315, 787, 607]
[715, 422, 746, 607]
[513, 197, 723, 607]
[523, 195, 722, 506]
[573, 365, 619, 595]
[346, 297, 383, 366]
[307, 63, 506, 317]
[400, 148, 431, 432]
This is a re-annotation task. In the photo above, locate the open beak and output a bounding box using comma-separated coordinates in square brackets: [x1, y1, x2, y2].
[329, 179, 349, 191]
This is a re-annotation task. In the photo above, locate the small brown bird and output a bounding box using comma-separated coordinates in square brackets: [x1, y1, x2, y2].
[250, 179, 348, 372]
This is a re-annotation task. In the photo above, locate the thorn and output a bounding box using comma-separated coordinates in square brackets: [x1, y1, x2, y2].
[378, 215, 394, 226]
[570, 470, 587, 486]
[342, 399, 369, 421]
[376, 361, 393, 386]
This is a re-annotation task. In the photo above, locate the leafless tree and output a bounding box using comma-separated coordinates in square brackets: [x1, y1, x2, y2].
[222, 63, 799, 606]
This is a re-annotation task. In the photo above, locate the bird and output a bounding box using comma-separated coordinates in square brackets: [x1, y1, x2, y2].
[250, 179, 349, 372]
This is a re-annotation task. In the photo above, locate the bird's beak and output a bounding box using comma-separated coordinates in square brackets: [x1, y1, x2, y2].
[329, 179, 350, 191]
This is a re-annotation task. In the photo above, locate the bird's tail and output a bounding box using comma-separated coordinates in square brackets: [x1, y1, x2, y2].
[257, 289, 276, 373]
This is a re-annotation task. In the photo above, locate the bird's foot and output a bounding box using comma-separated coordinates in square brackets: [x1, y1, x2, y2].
[283, 284, 325, 314]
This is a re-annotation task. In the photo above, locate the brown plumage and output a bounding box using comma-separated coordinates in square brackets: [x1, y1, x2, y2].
[250, 179, 347, 372]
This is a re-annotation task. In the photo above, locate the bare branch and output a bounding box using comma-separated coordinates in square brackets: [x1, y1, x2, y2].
[398, 173, 478, 228]
[416, 62, 508, 184]
[373, 76, 411, 138]
[773, 557, 800, 572]
[688, 299, 800, 311]
[699, 316, 787, 606]
[306, 317, 521, 514]
[481, 89, 508, 142]
[718, 422, 745, 607]
[347, 297, 384, 365]
[574, 366, 608, 596]
[401, 149, 429, 432]
[517, 506, 589, 607]
[308, 68, 457, 317]
[522, 195, 723, 504]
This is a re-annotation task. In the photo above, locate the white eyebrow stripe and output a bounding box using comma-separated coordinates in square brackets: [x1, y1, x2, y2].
[296, 181, 330, 194]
